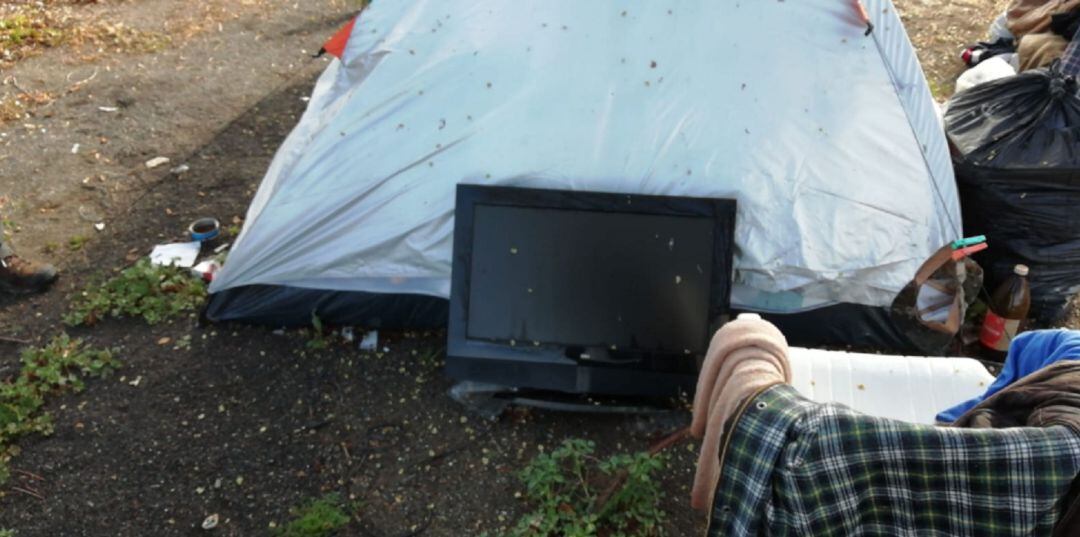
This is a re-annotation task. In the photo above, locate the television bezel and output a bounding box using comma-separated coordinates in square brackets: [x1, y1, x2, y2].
[446, 184, 736, 397]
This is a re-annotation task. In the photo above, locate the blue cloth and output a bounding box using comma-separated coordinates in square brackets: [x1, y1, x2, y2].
[937, 329, 1080, 423]
[1062, 36, 1080, 77]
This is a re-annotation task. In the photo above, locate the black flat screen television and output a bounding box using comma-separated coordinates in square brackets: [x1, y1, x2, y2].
[446, 185, 736, 397]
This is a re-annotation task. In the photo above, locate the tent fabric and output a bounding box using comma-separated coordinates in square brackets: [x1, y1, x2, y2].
[209, 0, 961, 316]
[319, 15, 358, 59]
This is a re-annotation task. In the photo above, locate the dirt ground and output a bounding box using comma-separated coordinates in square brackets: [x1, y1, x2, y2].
[0, 1, 1008, 535]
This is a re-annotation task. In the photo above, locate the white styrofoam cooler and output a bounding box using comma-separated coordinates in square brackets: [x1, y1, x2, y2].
[788, 347, 994, 424]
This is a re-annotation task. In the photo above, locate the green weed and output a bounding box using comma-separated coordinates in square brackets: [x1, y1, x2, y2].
[223, 224, 241, 238]
[506, 439, 668, 537]
[306, 313, 331, 350]
[1, 218, 15, 239]
[0, 334, 118, 484]
[276, 493, 354, 537]
[173, 334, 192, 351]
[64, 258, 207, 326]
[67, 235, 89, 251]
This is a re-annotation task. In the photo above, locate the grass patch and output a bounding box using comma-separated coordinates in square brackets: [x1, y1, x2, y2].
[65, 258, 207, 326]
[1, 4, 170, 66]
[276, 493, 354, 537]
[505, 439, 668, 537]
[0, 334, 119, 484]
[0, 6, 65, 65]
[0, 3, 170, 123]
[73, 22, 170, 55]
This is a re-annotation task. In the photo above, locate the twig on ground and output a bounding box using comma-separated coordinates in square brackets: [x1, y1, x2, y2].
[0, 335, 31, 345]
[427, 444, 467, 463]
[66, 67, 99, 87]
[13, 469, 45, 481]
[592, 426, 690, 515]
[11, 486, 44, 500]
[645, 426, 690, 456]
[392, 519, 431, 537]
[5, 76, 33, 97]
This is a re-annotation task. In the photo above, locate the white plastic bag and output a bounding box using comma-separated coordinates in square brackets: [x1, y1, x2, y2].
[988, 11, 1012, 41]
[955, 56, 1016, 94]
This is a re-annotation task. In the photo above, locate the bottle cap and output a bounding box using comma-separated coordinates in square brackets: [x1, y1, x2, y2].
[1014, 264, 1029, 276]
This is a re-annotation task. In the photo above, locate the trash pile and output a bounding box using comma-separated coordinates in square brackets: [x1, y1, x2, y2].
[954, 2, 1080, 91]
[150, 217, 227, 282]
[947, 0, 1080, 327]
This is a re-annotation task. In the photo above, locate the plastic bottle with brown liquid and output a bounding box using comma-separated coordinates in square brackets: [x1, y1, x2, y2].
[979, 264, 1031, 359]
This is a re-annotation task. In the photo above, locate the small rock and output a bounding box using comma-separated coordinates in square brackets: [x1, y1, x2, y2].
[94, 222, 105, 231]
[157, 337, 171, 346]
[98, 106, 119, 113]
[201, 513, 219, 530]
[128, 376, 142, 387]
[145, 156, 170, 169]
[170, 164, 190, 175]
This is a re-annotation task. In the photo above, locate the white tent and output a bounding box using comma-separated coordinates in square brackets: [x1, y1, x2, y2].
[208, 0, 961, 327]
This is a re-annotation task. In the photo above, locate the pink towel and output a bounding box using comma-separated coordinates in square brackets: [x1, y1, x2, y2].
[690, 316, 791, 511]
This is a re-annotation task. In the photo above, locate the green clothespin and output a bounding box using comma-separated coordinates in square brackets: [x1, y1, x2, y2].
[951, 235, 986, 250]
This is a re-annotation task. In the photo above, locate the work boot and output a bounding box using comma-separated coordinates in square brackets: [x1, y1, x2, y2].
[0, 254, 58, 295]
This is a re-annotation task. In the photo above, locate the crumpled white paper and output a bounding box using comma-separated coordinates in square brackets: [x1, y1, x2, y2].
[150, 241, 201, 268]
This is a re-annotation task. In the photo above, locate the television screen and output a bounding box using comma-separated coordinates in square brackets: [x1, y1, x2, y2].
[467, 205, 715, 355]
[447, 185, 736, 396]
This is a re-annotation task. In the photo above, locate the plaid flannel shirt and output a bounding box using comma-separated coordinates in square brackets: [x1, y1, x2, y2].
[709, 384, 1080, 536]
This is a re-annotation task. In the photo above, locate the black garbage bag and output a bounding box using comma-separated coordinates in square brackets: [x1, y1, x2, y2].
[945, 65, 1080, 323]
